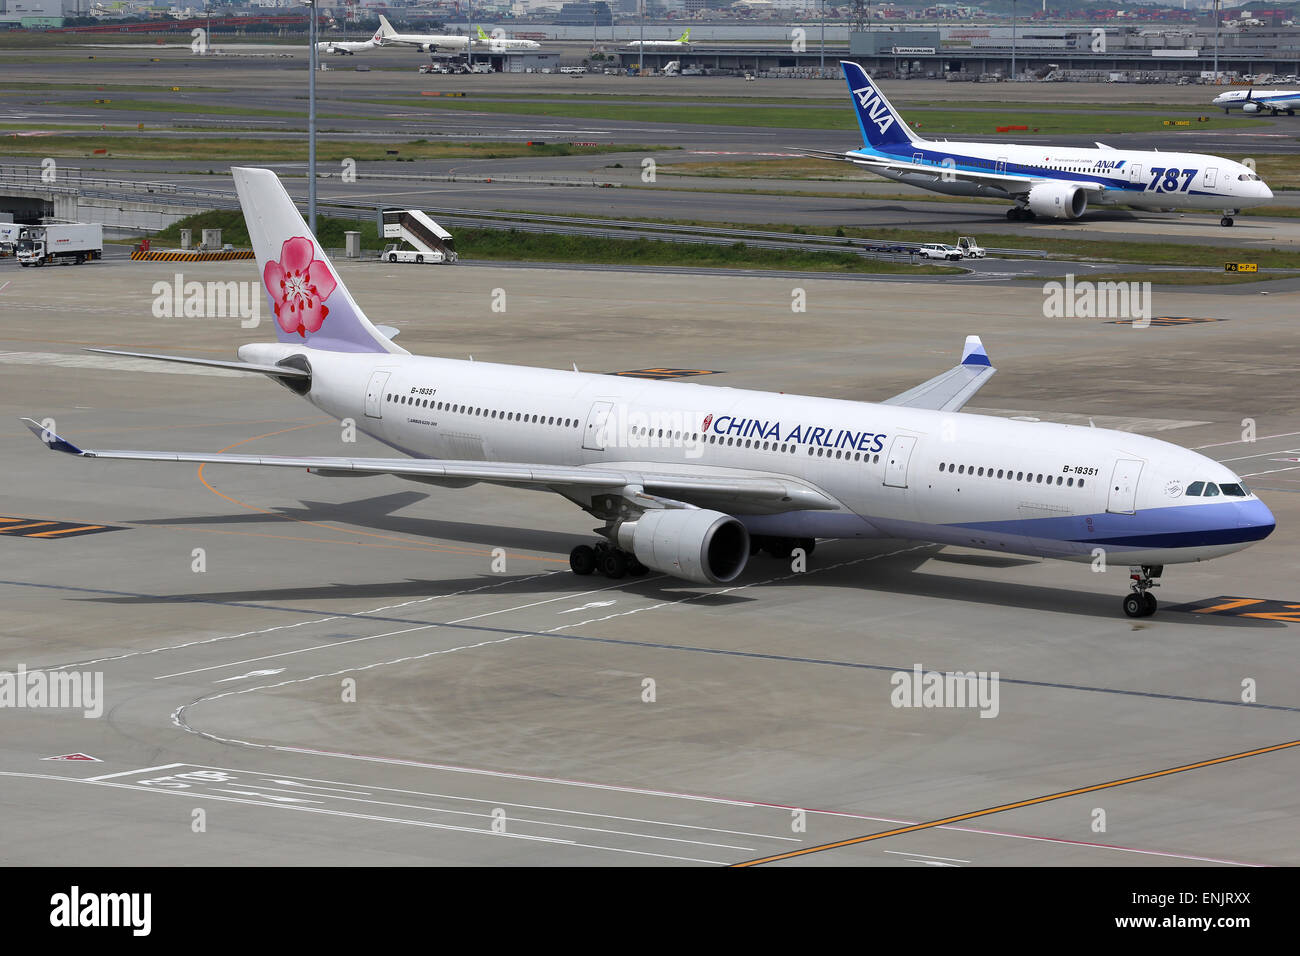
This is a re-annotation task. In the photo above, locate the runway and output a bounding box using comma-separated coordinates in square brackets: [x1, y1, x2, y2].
[1, 256, 1297, 865]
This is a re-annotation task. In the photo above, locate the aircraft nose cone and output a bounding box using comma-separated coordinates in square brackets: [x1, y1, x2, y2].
[1236, 497, 1275, 542]
[1261, 182, 1274, 200]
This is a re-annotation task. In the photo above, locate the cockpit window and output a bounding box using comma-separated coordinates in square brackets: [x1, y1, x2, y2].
[1202, 482, 1220, 497]
[1238, 173, 1261, 182]
[1186, 481, 1205, 496]
[1219, 482, 1249, 497]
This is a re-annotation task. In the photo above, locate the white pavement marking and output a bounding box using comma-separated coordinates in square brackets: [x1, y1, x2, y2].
[0, 772, 722, 865]
[884, 850, 970, 863]
[1196, 431, 1300, 450]
[215, 668, 285, 683]
[45, 569, 564, 672]
[86, 762, 184, 782]
[154, 574, 652, 680]
[558, 600, 617, 614]
[1241, 465, 1300, 478]
[1217, 447, 1300, 463]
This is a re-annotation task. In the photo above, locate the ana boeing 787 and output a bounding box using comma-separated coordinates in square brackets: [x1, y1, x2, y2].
[810, 62, 1273, 227]
[24, 168, 1274, 617]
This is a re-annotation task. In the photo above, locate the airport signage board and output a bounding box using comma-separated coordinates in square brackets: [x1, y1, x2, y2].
[1225, 262, 1258, 272]
[891, 47, 936, 55]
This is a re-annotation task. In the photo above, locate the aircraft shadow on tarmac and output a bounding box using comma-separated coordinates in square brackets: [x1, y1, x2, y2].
[71, 532, 1282, 627]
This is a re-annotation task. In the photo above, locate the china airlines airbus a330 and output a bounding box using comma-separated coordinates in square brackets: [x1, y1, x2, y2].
[25, 168, 1274, 617]
[809, 62, 1273, 227]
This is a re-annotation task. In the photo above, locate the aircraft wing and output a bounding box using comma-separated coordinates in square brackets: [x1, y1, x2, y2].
[800, 148, 1107, 196]
[881, 336, 996, 412]
[21, 419, 838, 515]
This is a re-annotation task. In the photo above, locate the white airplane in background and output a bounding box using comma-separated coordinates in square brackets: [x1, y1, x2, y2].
[317, 27, 382, 56]
[627, 29, 692, 49]
[808, 61, 1273, 227]
[376, 14, 470, 53]
[1212, 86, 1300, 115]
[24, 168, 1275, 618]
[474, 26, 541, 51]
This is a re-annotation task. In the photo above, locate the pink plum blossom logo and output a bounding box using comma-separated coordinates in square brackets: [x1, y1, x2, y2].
[264, 236, 336, 338]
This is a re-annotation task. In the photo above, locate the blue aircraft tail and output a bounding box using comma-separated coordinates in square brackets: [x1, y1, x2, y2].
[840, 61, 917, 151]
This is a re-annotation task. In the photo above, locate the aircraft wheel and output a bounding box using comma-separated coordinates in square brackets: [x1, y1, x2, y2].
[600, 549, 628, 579]
[1006, 207, 1019, 221]
[797, 538, 816, 557]
[626, 556, 648, 577]
[1123, 593, 1145, 618]
[569, 545, 596, 576]
[1143, 592, 1158, 617]
[1221, 216, 1234, 227]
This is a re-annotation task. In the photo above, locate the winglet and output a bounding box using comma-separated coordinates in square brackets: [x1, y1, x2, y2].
[960, 335, 992, 367]
[21, 418, 86, 455]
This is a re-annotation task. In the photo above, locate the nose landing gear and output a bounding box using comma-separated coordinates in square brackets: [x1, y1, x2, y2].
[1220, 209, 1238, 227]
[1122, 565, 1163, 618]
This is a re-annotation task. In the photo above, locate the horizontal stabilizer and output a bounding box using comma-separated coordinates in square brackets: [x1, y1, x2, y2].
[83, 348, 310, 378]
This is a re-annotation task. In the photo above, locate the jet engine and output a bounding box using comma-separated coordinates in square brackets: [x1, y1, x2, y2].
[1026, 181, 1089, 219]
[615, 509, 749, 585]
[1242, 101, 1260, 113]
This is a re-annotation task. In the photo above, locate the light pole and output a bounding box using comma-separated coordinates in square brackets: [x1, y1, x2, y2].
[1011, 0, 1017, 79]
[820, 0, 826, 76]
[639, 0, 644, 76]
[303, 0, 318, 233]
[1213, 0, 1220, 79]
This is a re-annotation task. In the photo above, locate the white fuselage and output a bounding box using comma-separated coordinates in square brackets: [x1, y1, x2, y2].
[386, 32, 470, 51]
[853, 139, 1273, 212]
[239, 343, 1275, 568]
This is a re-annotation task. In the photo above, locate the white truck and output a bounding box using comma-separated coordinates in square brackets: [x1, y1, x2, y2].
[16, 222, 103, 266]
[380, 208, 457, 264]
[0, 222, 19, 256]
[956, 236, 986, 258]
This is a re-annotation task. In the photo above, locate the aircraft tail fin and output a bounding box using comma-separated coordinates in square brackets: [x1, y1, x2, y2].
[231, 167, 405, 355]
[377, 14, 397, 38]
[680, 29, 690, 42]
[477, 25, 489, 39]
[839, 61, 917, 151]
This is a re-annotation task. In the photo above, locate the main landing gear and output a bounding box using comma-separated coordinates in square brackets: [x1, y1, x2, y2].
[1122, 565, 1163, 618]
[1006, 206, 1036, 222]
[1220, 209, 1238, 227]
[569, 541, 647, 579]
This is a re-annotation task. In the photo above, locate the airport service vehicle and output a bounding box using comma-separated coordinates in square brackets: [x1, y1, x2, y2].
[317, 28, 382, 56]
[15, 223, 102, 266]
[627, 29, 692, 49]
[0, 222, 18, 255]
[918, 242, 963, 261]
[24, 168, 1275, 619]
[381, 208, 456, 263]
[474, 26, 541, 51]
[809, 61, 1273, 227]
[376, 15, 469, 53]
[559, 66, 586, 75]
[1212, 86, 1300, 115]
[957, 237, 986, 258]
[471, 62, 494, 74]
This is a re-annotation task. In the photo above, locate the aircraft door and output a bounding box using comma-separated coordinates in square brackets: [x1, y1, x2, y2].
[1106, 459, 1143, 514]
[912, 152, 923, 165]
[365, 369, 391, 419]
[582, 401, 614, 451]
[1204, 167, 1218, 188]
[1129, 163, 1143, 185]
[996, 157, 1008, 175]
[883, 435, 917, 488]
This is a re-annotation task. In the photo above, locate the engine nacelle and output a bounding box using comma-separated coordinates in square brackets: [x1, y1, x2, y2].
[615, 509, 749, 585]
[422, 42, 441, 53]
[1242, 101, 1260, 113]
[1027, 181, 1089, 220]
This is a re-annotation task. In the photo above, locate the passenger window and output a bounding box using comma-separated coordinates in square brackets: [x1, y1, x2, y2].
[1186, 481, 1205, 496]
